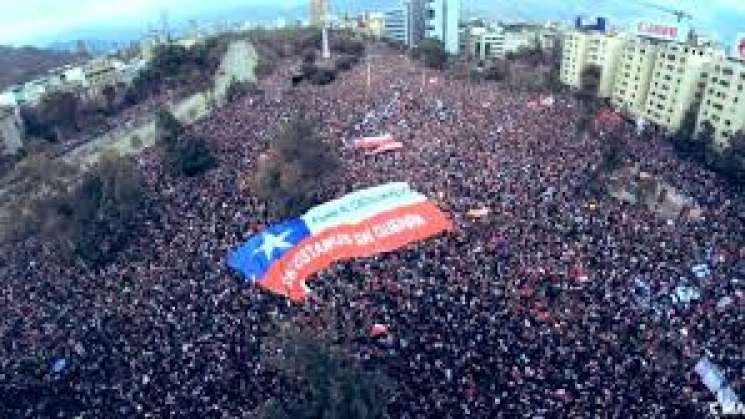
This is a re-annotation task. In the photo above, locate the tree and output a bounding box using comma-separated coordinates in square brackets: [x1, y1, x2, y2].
[335, 54, 358, 72]
[1, 153, 78, 241]
[602, 137, 627, 172]
[166, 134, 216, 176]
[545, 39, 563, 92]
[155, 109, 182, 150]
[302, 48, 317, 65]
[1, 153, 145, 265]
[412, 39, 448, 69]
[102, 84, 117, 114]
[156, 109, 216, 176]
[309, 67, 337, 85]
[259, 322, 394, 419]
[721, 131, 745, 183]
[673, 109, 718, 167]
[36, 90, 81, 141]
[699, 121, 719, 167]
[253, 117, 340, 217]
[62, 154, 145, 263]
[578, 64, 602, 105]
[673, 106, 701, 156]
[226, 78, 260, 103]
[483, 59, 510, 82]
[332, 36, 365, 57]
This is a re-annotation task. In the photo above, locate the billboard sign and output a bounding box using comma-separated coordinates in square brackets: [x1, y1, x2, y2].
[734, 34, 745, 60]
[635, 20, 686, 42]
[575, 16, 607, 32]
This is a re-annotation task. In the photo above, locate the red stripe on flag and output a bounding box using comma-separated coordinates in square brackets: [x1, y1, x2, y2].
[260, 201, 453, 300]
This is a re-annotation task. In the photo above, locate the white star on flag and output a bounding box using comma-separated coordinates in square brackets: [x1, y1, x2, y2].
[255, 230, 294, 260]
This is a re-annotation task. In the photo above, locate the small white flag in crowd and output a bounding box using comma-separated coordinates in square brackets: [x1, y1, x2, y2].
[695, 357, 741, 405]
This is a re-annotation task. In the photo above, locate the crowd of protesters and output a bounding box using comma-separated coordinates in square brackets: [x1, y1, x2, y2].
[1, 49, 743, 418]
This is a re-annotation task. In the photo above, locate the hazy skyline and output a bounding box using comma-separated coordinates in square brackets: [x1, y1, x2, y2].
[1, 0, 743, 48]
[0, 0, 307, 46]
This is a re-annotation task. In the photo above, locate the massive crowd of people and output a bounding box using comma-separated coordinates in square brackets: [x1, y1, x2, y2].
[1, 49, 743, 417]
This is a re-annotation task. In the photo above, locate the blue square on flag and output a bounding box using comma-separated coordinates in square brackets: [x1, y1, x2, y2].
[227, 219, 310, 282]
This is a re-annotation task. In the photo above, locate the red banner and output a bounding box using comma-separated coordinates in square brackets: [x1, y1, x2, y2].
[354, 135, 395, 149]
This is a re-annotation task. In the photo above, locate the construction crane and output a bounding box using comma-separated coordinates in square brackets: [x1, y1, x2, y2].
[630, 0, 695, 23]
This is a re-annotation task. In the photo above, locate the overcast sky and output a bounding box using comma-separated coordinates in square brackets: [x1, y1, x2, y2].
[0, 0, 307, 45]
[1, 0, 743, 47]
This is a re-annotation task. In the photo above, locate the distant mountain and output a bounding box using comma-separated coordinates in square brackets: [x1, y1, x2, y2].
[47, 39, 129, 56]
[0, 45, 87, 91]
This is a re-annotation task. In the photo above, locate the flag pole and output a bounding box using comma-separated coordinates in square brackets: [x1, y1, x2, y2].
[367, 56, 372, 91]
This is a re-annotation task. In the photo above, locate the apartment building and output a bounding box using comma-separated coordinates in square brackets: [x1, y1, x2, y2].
[461, 26, 487, 59]
[539, 30, 560, 51]
[560, 31, 588, 88]
[560, 31, 625, 98]
[384, 8, 409, 45]
[467, 26, 540, 61]
[696, 58, 745, 145]
[612, 38, 660, 115]
[474, 28, 501, 60]
[643, 43, 719, 133]
[425, 0, 460, 54]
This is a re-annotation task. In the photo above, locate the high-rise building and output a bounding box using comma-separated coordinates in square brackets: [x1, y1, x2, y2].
[425, 0, 461, 54]
[695, 58, 745, 145]
[642, 43, 719, 132]
[612, 38, 661, 115]
[310, 0, 328, 27]
[560, 31, 625, 98]
[407, 0, 426, 48]
[384, 8, 409, 45]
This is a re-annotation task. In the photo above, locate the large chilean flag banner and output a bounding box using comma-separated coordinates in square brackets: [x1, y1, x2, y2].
[228, 183, 453, 301]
